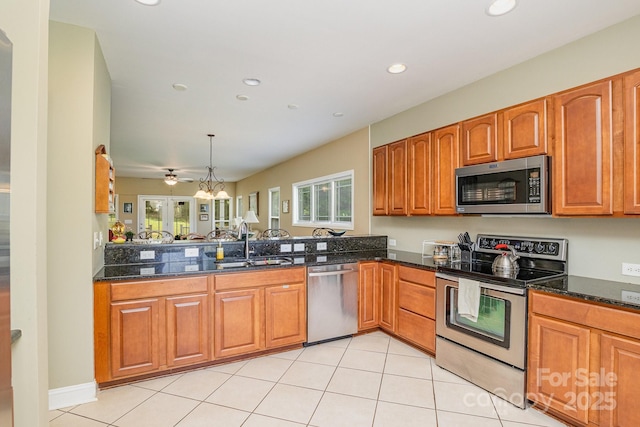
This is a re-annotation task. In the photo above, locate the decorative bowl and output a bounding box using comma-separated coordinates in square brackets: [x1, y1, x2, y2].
[328, 230, 346, 237]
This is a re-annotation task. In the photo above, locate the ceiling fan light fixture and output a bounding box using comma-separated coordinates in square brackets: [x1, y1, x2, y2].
[164, 169, 179, 185]
[486, 0, 517, 16]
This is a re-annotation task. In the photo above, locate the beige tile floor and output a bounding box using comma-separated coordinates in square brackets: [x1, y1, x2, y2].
[49, 331, 568, 427]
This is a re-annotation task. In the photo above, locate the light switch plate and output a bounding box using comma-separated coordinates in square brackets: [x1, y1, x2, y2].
[294, 243, 305, 252]
[280, 243, 292, 253]
[185, 247, 199, 257]
[140, 250, 155, 260]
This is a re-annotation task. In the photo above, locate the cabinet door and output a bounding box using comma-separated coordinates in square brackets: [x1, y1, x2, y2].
[388, 139, 408, 215]
[265, 283, 306, 348]
[358, 262, 379, 330]
[599, 333, 640, 427]
[528, 314, 590, 426]
[372, 145, 388, 215]
[461, 113, 499, 165]
[553, 80, 614, 215]
[166, 294, 209, 367]
[379, 263, 397, 332]
[214, 288, 263, 358]
[503, 99, 548, 159]
[110, 298, 161, 378]
[408, 133, 432, 215]
[432, 124, 460, 215]
[624, 70, 640, 214]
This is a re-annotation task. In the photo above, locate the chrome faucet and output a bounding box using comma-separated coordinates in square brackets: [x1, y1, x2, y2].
[239, 221, 251, 259]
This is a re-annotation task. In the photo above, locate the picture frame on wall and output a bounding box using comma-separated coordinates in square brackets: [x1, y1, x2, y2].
[282, 200, 289, 214]
[123, 202, 133, 214]
[199, 214, 209, 221]
[249, 192, 259, 215]
[199, 203, 209, 213]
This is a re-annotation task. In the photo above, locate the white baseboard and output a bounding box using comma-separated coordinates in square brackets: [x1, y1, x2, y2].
[49, 381, 97, 410]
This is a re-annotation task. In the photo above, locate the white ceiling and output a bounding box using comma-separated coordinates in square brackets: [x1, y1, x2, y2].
[49, 0, 640, 183]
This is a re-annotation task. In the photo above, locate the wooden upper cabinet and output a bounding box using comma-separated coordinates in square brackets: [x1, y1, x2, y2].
[372, 145, 388, 215]
[432, 124, 460, 215]
[95, 144, 115, 214]
[502, 98, 549, 160]
[408, 133, 432, 215]
[624, 70, 640, 214]
[388, 139, 408, 215]
[553, 80, 614, 215]
[461, 113, 498, 166]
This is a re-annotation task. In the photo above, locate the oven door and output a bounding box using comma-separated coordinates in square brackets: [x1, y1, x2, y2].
[436, 274, 526, 369]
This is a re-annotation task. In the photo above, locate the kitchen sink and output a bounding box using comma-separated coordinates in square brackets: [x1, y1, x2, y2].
[213, 256, 293, 269]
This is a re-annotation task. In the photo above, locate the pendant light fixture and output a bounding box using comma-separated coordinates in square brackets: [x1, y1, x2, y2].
[193, 134, 231, 200]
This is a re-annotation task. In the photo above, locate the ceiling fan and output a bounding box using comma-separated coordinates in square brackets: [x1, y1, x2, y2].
[163, 169, 193, 185]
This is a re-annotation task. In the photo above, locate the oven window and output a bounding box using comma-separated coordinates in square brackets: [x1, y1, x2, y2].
[446, 287, 511, 349]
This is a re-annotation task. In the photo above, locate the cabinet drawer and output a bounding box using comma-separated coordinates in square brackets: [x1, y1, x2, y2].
[398, 280, 435, 318]
[215, 267, 305, 291]
[397, 308, 435, 353]
[398, 266, 434, 287]
[111, 276, 208, 301]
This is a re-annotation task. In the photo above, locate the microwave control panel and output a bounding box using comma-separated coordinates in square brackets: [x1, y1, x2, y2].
[527, 168, 541, 203]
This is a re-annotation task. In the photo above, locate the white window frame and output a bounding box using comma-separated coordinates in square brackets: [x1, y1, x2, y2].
[212, 198, 233, 230]
[236, 195, 243, 219]
[268, 186, 280, 229]
[292, 170, 354, 229]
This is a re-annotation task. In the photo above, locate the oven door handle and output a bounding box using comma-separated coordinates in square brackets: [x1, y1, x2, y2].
[436, 272, 526, 296]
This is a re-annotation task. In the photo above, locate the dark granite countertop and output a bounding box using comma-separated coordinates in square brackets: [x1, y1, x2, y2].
[95, 246, 640, 313]
[529, 276, 640, 312]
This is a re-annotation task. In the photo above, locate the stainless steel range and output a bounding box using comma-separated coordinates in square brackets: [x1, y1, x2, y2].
[435, 234, 568, 409]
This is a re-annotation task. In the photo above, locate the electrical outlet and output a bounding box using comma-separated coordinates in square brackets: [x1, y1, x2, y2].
[316, 242, 327, 251]
[388, 239, 396, 247]
[280, 243, 292, 253]
[622, 263, 640, 277]
[140, 250, 155, 260]
[294, 243, 305, 252]
[622, 290, 640, 305]
[185, 247, 199, 257]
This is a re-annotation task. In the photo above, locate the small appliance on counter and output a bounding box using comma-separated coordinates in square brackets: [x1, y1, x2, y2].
[422, 240, 461, 264]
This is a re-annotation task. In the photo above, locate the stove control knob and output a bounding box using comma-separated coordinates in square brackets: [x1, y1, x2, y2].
[547, 244, 557, 254]
[536, 243, 545, 253]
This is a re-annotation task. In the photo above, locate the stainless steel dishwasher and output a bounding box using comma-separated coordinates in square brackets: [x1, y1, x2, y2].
[306, 263, 358, 345]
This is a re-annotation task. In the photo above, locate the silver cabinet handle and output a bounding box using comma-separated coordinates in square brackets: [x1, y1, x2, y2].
[308, 269, 356, 277]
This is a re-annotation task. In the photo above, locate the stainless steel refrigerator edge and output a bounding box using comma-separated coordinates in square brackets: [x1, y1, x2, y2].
[306, 264, 358, 344]
[0, 28, 12, 427]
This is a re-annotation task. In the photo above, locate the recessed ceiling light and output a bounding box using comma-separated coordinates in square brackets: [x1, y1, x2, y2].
[333, 112, 344, 118]
[134, 0, 160, 5]
[236, 95, 250, 101]
[387, 63, 407, 74]
[486, 0, 517, 16]
[172, 83, 188, 91]
[287, 104, 299, 110]
[243, 78, 261, 86]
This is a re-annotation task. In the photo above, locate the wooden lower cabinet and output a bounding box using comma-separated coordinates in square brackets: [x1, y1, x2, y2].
[213, 267, 307, 359]
[358, 262, 379, 330]
[528, 290, 640, 426]
[599, 333, 640, 427]
[214, 288, 263, 359]
[379, 263, 397, 332]
[166, 293, 209, 367]
[110, 298, 161, 379]
[265, 283, 306, 348]
[528, 313, 591, 425]
[395, 267, 436, 353]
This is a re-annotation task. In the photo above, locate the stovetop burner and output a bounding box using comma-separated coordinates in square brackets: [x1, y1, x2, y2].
[438, 233, 569, 287]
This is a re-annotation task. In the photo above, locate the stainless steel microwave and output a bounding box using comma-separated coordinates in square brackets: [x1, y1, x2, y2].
[455, 155, 550, 214]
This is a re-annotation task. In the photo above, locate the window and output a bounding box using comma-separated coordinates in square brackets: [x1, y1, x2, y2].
[292, 170, 354, 229]
[269, 187, 280, 229]
[236, 195, 243, 219]
[213, 199, 232, 229]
